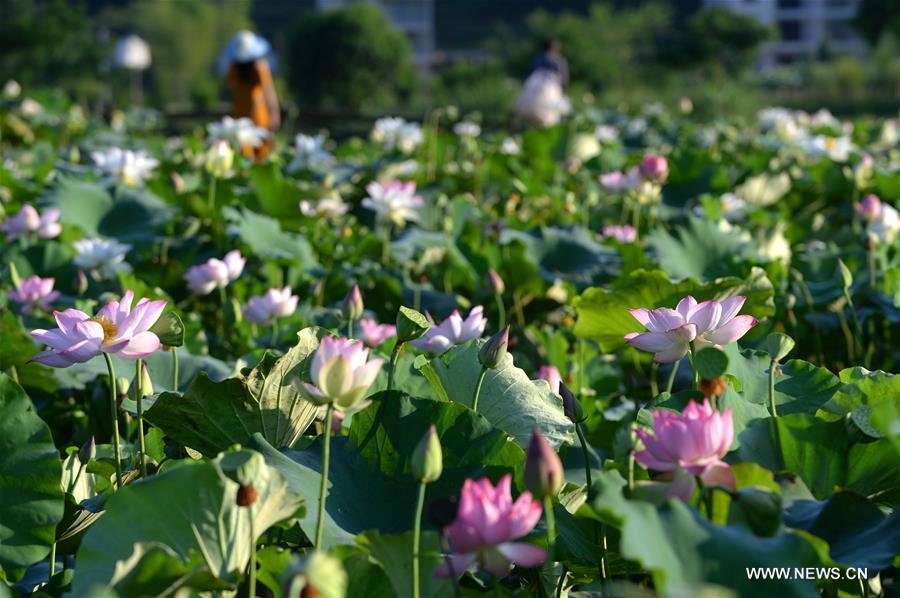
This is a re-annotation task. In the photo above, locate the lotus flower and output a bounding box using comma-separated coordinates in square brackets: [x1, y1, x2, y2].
[288, 134, 334, 172]
[361, 180, 424, 228]
[301, 336, 383, 410]
[868, 202, 900, 245]
[358, 319, 396, 348]
[599, 168, 640, 192]
[855, 194, 882, 222]
[242, 287, 298, 325]
[91, 147, 159, 187]
[73, 238, 132, 279]
[299, 198, 349, 219]
[31, 290, 166, 367]
[371, 116, 424, 154]
[537, 365, 562, 394]
[410, 306, 487, 354]
[453, 121, 481, 138]
[635, 399, 736, 500]
[601, 224, 637, 243]
[625, 296, 757, 363]
[207, 116, 269, 149]
[9, 275, 60, 315]
[1, 204, 61, 241]
[184, 250, 245, 295]
[639, 155, 668, 182]
[436, 474, 546, 578]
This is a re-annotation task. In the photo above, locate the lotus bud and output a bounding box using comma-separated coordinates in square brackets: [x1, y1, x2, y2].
[116, 376, 130, 399]
[204, 139, 234, 179]
[524, 426, 563, 499]
[487, 268, 505, 295]
[764, 332, 795, 363]
[727, 488, 782, 537]
[837, 259, 853, 291]
[411, 425, 443, 483]
[478, 325, 509, 369]
[79, 436, 97, 462]
[396, 305, 430, 342]
[75, 270, 89, 295]
[342, 283, 364, 321]
[559, 381, 584, 423]
[132, 361, 154, 398]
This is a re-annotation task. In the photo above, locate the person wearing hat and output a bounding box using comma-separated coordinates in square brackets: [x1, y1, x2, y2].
[224, 31, 280, 159]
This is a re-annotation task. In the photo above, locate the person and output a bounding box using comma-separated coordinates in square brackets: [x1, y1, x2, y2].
[222, 31, 280, 159]
[514, 38, 571, 128]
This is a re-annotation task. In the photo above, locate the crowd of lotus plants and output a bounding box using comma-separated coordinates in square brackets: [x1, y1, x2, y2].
[0, 85, 899, 597]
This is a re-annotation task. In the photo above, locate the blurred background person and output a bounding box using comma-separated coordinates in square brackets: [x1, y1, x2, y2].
[514, 38, 571, 128]
[221, 30, 280, 159]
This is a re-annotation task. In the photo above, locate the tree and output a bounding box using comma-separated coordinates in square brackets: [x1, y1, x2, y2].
[854, 0, 900, 46]
[286, 4, 417, 112]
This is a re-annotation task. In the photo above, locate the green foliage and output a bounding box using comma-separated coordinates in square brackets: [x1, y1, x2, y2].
[286, 4, 417, 112]
[0, 374, 65, 582]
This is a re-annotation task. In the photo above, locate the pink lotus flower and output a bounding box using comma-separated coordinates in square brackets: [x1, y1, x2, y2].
[855, 194, 882, 222]
[639, 155, 668, 182]
[361, 180, 424, 228]
[601, 224, 637, 243]
[242, 286, 298, 325]
[599, 168, 640, 192]
[184, 250, 245, 295]
[635, 399, 736, 500]
[301, 336, 384, 410]
[358, 318, 396, 348]
[436, 474, 546, 578]
[10, 275, 60, 315]
[537, 365, 562, 394]
[1, 204, 61, 241]
[625, 296, 757, 363]
[30, 290, 166, 367]
[410, 306, 487, 354]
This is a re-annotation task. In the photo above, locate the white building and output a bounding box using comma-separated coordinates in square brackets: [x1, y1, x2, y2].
[316, 0, 435, 68]
[704, 0, 866, 66]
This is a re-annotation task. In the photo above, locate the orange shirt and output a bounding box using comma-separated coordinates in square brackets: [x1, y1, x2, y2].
[227, 60, 272, 158]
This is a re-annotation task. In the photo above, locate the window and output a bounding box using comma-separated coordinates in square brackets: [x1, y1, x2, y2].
[779, 20, 803, 41]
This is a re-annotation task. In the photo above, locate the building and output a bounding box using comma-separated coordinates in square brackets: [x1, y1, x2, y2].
[704, 0, 866, 66]
[316, 0, 435, 67]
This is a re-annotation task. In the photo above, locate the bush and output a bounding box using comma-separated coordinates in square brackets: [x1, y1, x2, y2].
[286, 4, 417, 112]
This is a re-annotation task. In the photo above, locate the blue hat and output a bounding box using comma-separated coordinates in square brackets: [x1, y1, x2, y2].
[218, 31, 272, 73]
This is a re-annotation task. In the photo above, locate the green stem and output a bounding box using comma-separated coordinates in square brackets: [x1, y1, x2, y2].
[49, 541, 56, 580]
[314, 403, 334, 549]
[207, 176, 217, 212]
[387, 342, 403, 392]
[649, 362, 659, 397]
[543, 495, 556, 562]
[769, 359, 785, 471]
[103, 353, 123, 489]
[346, 318, 353, 339]
[413, 283, 421, 313]
[135, 359, 147, 479]
[665, 359, 680, 394]
[575, 422, 592, 489]
[844, 292, 866, 367]
[171, 348, 179, 392]
[695, 476, 713, 519]
[10, 365, 19, 385]
[577, 338, 586, 395]
[494, 292, 506, 330]
[555, 565, 567, 597]
[412, 481, 427, 598]
[472, 367, 488, 412]
[248, 508, 256, 598]
[627, 449, 635, 496]
[688, 346, 699, 389]
[382, 224, 392, 263]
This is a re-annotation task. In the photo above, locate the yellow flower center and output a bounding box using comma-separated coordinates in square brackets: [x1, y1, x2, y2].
[824, 137, 836, 150]
[91, 316, 118, 344]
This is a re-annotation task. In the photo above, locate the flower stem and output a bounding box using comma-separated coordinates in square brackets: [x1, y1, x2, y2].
[575, 422, 592, 489]
[412, 481, 427, 598]
[49, 542, 56, 580]
[314, 403, 334, 549]
[494, 292, 506, 330]
[103, 353, 123, 488]
[472, 367, 488, 412]
[382, 224, 392, 263]
[387, 342, 403, 392]
[665, 359, 680, 394]
[207, 176, 217, 212]
[171, 348, 179, 392]
[272, 319, 281, 345]
[768, 359, 778, 417]
[543, 495, 556, 562]
[135, 359, 147, 479]
[346, 318, 353, 339]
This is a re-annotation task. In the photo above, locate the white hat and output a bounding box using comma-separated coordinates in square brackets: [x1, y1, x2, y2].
[230, 30, 270, 63]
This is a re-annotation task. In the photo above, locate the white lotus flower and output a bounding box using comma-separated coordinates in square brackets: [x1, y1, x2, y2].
[288, 134, 334, 172]
[207, 116, 269, 149]
[361, 180, 424, 228]
[73, 238, 132, 279]
[91, 147, 159, 187]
